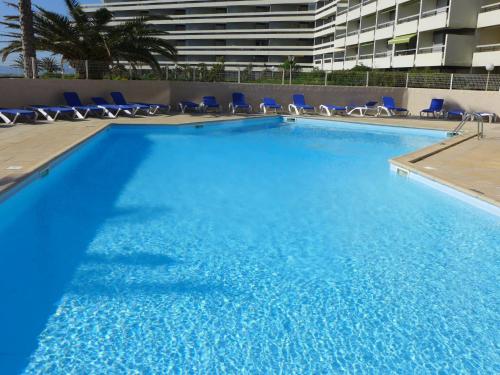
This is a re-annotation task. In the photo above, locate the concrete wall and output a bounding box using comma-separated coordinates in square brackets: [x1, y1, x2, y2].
[1, 78, 499, 118]
[0, 78, 170, 108]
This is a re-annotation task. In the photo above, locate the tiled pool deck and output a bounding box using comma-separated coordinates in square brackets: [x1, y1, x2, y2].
[0, 113, 499, 208]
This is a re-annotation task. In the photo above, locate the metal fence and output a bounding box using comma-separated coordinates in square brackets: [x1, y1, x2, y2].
[2, 59, 500, 91]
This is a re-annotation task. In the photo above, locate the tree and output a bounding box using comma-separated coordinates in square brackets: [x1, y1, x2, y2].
[38, 56, 59, 74]
[18, 0, 38, 78]
[1, 0, 177, 78]
[208, 57, 225, 82]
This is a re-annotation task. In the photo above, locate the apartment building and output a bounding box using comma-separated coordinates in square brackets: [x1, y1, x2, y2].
[83, 0, 499, 72]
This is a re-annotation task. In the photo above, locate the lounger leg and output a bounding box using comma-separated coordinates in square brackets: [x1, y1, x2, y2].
[0, 112, 12, 124]
[37, 109, 55, 122]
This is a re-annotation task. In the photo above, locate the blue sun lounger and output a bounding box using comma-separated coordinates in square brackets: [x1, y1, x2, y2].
[178, 101, 200, 113]
[92, 97, 140, 118]
[259, 97, 283, 114]
[378, 96, 409, 117]
[63, 92, 106, 119]
[0, 108, 38, 125]
[319, 104, 346, 116]
[110, 92, 170, 115]
[29, 105, 80, 122]
[289, 94, 316, 115]
[229, 92, 252, 114]
[200, 96, 221, 113]
[420, 99, 445, 118]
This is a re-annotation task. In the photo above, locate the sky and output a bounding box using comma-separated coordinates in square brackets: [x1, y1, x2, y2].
[0, 0, 96, 69]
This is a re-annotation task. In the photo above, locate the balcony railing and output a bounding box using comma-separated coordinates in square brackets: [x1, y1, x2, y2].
[394, 48, 416, 56]
[362, 0, 377, 5]
[348, 3, 362, 11]
[397, 14, 419, 24]
[480, 1, 500, 13]
[418, 44, 445, 54]
[420, 6, 449, 19]
[337, 7, 348, 15]
[347, 29, 359, 36]
[360, 25, 376, 33]
[335, 32, 347, 39]
[374, 51, 391, 58]
[358, 53, 373, 59]
[377, 20, 395, 28]
[344, 55, 358, 61]
[475, 42, 500, 52]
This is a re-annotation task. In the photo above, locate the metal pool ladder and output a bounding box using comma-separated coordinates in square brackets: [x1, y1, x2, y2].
[449, 113, 484, 140]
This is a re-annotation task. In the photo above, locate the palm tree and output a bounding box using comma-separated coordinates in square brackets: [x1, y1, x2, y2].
[18, 0, 38, 78]
[1, 0, 177, 78]
[38, 56, 60, 74]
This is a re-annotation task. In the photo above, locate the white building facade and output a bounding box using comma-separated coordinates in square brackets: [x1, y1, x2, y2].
[82, 0, 500, 72]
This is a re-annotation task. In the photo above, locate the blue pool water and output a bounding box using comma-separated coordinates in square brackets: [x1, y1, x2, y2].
[0, 117, 498, 374]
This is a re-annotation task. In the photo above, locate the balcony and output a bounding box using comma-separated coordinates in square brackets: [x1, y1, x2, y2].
[392, 48, 415, 68]
[359, 25, 376, 43]
[415, 45, 444, 66]
[472, 43, 500, 67]
[333, 57, 345, 70]
[361, 0, 377, 16]
[344, 55, 358, 69]
[373, 51, 392, 68]
[336, 8, 348, 24]
[419, 6, 449, 32]
[477, 2, 500, 28]
[377, 0, 396, 11]
[375, 20, 394, 40]
[358, 53, 373, 67]
[345, 29, 360, 45]
[395, 14, 419, 36]
[347, 4, 362, 21]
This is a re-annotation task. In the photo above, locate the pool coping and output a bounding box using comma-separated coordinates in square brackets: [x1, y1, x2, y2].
[0, 115, 499, 217]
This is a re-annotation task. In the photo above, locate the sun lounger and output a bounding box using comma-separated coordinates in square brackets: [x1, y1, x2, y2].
[179, 101, 201, 113]
[420, 99, 445, 118]
[0, 108, 38, 125]
[29, 105, 80, 122]
[229, 92, 252, 114]
[447, 109, 467, 120]
[346, 101, 378, 117]
[259, 97, 283, 114]
[319, 104, 346, 117]
[92, 97, 140, 117]
[289, 94, 316, 115]
[110, 92, 152, 115]
[110, 92, 170, 115]
[200, 96, 221, 113]
[63, 92, 106, 119]
[377, 96, 409, 117]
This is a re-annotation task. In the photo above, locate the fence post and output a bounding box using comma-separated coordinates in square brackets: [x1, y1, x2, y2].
[165, 67, 169, 80]
[289, 69, 292, 85]
[324, 71, 328, 86]
[405, 73, 409, 88]
[366, 71, 369, 87]
[85, 60, 89, 80]
[486, 72, 490, 91]
[238, 68, 241, 84]
[193, 67, 196, 81]
[449, 73, 454, 90]
[31, 57, 36, 79]
[282, 70, 285, 85]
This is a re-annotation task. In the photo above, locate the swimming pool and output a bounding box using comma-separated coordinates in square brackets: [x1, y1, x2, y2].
[0, 117, 498, 373]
